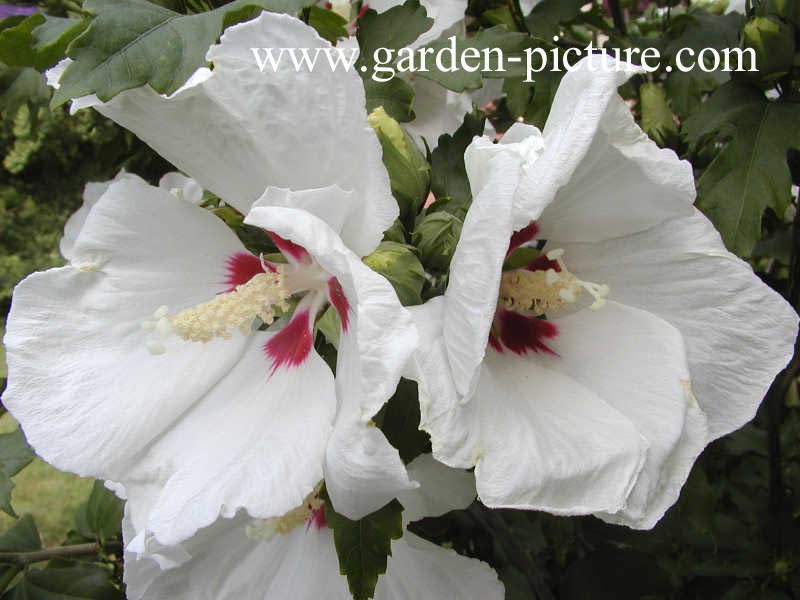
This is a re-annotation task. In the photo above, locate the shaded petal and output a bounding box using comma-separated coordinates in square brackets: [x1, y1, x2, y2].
[543, 301, 708, 529]
[63, 13, 395, 251]
[124, 334, 335, 546]
[560, 209, 798, 440]
[473, 350, 647, 514]
[396, 454, 476, 523]
[377, 532, 504, 599]
[404, 76, 472, 150]
[4, 178, 248, 481]
[324, 330, 418, 519]
[522, 56, 695, 242]
[444, 151, 522, 399]
[125, 516, 349, 600]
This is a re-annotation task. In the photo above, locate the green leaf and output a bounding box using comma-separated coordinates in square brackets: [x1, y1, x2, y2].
[356, 0, 432, 122]
[363, 241, 426, 306]
[356, 0, 432, 71]
[686, 83, 800, 256]
[0, 66, 49, 115]
[412, 210, 462, 272]
[75, 482, 123, 544]
[368, 106, 430, 226]
[416, 27, 539, 92]
[52, 0, 312, 107]
[524, 0, 584, 37]
[429, 109, 485, 212]
[5, 564, 122, 600]
[307, 6, 348, 43]
[0, 515, 41, 553]
[0, 14, 85, 72]
[324, 496, 404, 600]
[373, 378, 430, 463]
[0, 430, 34, 517]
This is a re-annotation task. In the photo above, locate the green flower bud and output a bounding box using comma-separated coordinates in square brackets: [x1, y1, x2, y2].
[368, 107, 430, 227]
[738, 16, 795, 83]
[363, 241, 426, 306]
[412, 211, 463, 272]
[639, 82, 679, 149]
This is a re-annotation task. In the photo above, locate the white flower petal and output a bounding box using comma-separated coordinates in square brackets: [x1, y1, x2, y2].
[542, 301, 709, 529]
[523, 56, 695, 242]
[244, 205, 419, 519]
[377, 532, 504, 599]
[404, 76, 473, 150]
[125, 516, 349, 600]
[125, 334, 335, 546]
[444, 151, 522, 399]
[560, 209, 799, 441]
[75, 13, 395, 248]
[125, 515, 503, 600]
[60, 170, 144, 260]
[158, 172, 204, 205]
[473, 350, 647, 514]
[396, 454, 476, 523]
[4, 178, 249, 481]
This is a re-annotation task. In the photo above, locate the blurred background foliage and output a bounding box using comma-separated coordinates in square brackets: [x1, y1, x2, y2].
[0, 0, 798, 598]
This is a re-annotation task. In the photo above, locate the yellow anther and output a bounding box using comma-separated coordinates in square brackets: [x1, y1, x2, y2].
[246, 485, 324, 541]
[172, 268, 291, 343]
[498, 249, 609, 315]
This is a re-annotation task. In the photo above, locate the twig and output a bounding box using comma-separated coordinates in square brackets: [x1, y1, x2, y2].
[607, 0, 627, 35]
[0, 541, 122, 566]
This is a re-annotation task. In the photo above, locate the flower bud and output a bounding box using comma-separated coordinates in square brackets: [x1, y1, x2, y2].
[412, 211, 463, 272]
[368, 107, 430, 226]
[363, 241, 426, 305]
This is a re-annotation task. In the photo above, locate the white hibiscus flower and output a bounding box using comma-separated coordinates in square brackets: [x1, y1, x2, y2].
[407, 55, 799, 529]
[5, 13, 418, 548]
[122, 455, 504, 600]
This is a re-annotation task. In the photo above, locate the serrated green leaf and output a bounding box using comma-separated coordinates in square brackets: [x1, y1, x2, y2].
[75, 482, 123, 545]
[524, 0, 584, 37]
[307, 6, 348, 43]
[688, 83, 800, 256]
[5, 564, 122, 600]
[429, 109, 485, 212]
[363, 241, 425, 306]
[0, 15, 87, 72]
[0, 430, 34, 518]
[356, 0, 432, 122]
[52, 0, 312, 107]
[356, 0, 432, 70]
[325, 497, 404, 600]
[416, 27, 539, 92]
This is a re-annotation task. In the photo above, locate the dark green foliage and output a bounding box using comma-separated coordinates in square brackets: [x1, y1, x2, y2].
[324, 495, 404, 600]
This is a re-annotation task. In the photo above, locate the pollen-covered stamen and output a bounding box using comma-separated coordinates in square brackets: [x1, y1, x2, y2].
[171, 268, 292, 343]
[245, 485, 325, 541]
[499, 248, 609, 315]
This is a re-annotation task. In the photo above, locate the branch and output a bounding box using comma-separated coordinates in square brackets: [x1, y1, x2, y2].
[607, 0, 627, 35]
[0, 541, 122, 566]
